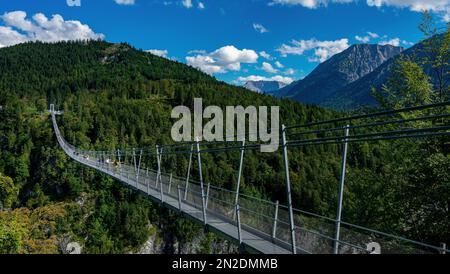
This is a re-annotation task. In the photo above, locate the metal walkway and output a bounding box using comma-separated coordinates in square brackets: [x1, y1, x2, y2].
[50, 102, 450, 254]
[51, 110, 292, 254]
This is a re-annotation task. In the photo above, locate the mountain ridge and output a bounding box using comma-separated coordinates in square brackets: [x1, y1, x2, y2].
[243, 80, 287, 93]
[272, 44, 404, 108]
[320, 38, 441, 110]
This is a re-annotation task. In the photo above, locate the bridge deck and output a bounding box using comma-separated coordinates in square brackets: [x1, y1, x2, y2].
[78, 153, 290, 254]
[51, 112, 292, 254]
[49, 104, 450, 255]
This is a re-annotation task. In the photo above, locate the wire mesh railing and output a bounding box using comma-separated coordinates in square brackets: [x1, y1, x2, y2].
[49, 102, 450, 254]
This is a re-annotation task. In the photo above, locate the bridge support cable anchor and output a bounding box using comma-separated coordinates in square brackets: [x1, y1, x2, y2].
[184, 144, 194, 201]
[168, 173, 173, 195]
[233, 140, 246, 220]
[103, 151, 107, 172]
[101, 151, 104, 170]
[107, 151, 110, 171]
[136, 149, 143, 187]
[281, 124, 297, 254]
[146, 167, 150, 194]
[117, 149, 122, 180]
[177, 185, 182, 212]
[132, 149, 138, 188]
[155, 146, 163, 189]
[334, 125, 350, 254]
[125, 150, 130, 181]
[236, 204, 242, 245]
[205, 183, 211, 209]
[156, 145, 164, 203]
[272, 200, 279, 239]
[106, 150, 109, 168]
[160, 147, 165, 200]
[196, 138, 208, 225]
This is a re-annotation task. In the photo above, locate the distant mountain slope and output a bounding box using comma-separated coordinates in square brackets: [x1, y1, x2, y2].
[321, 38, 443, 110]
[243, 80, 287, 93]
[273, 44, 404, 106]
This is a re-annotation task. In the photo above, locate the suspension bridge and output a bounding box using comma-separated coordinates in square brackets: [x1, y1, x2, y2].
[49, 102, 450, 254]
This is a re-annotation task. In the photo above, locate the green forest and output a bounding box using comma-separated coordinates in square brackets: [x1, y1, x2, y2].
[0, 18, 448, 253]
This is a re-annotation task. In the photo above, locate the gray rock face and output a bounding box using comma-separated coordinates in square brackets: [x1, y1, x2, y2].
[244, 80, 287, 93]
[275, 44, 404, 105]
[321, 38, 444, 110]
[136, 225, 238, 254]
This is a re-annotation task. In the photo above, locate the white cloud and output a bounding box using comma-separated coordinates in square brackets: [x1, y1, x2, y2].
[284, 68, 296, 75]
[182, 0, 193, 8]
[146, 49, 169, 57]
[355, 35, 370, 43]
[188, 49, 207, 55]
[261, 62, 278, 73]
[367, 0, 450, 21]
[367, 31, 379, 38]
[276, 38, 350, 62]
[444, 13, 450, 21]
[269, 0, 354, 9]
[366, 0, 449, 13]
[253, 23, 269, 33]
[275, 61, 284, 68]
[0, 26, 27, 48]
[2, 11, 34, 31]
[402, 40, 414, 46]
[379, 37, 401, 46]
[259, 51, 273, 60]
[114, 0, 135, 5]
[181, 0, 205, 10]
[355, 32, 379, 43]
[0, 11, 104, 48]
[237, 75, 294, 85]
[269, 0, 450, 21]
[354, 31, 412, 47]
[186, 45, 259, 74]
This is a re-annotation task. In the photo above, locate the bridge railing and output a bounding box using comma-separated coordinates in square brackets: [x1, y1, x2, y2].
[283, 101, 449, 254]
[50, 102, 450, 254]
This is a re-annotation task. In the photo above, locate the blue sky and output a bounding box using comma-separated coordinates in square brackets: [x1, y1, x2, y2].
[0, 0, 449, 85]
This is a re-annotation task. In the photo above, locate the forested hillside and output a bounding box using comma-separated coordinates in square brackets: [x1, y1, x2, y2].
[0, 40, 448, 253]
